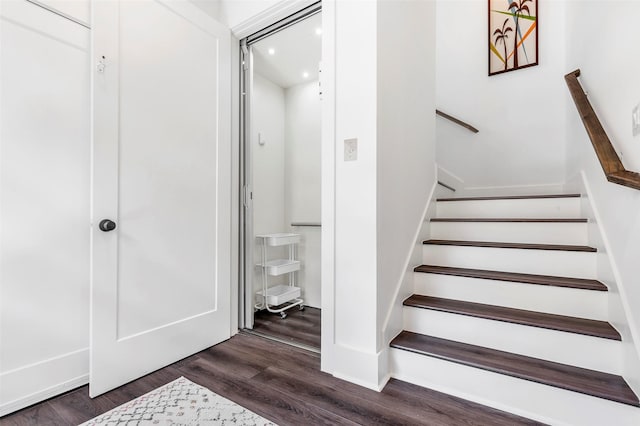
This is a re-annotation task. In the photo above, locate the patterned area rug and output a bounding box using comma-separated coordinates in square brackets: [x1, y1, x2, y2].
[81, 377, 276, 425]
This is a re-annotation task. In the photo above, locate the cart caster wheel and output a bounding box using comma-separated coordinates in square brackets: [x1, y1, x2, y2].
[280, 312, 287, 319]
[299, 305, 305, 311]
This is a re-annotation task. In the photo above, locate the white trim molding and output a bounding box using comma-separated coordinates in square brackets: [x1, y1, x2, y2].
[0, 348, 89, 417]
[230, 0, 317, 39]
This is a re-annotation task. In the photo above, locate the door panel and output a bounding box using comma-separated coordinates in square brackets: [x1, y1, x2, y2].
[91, 0, 230, 397]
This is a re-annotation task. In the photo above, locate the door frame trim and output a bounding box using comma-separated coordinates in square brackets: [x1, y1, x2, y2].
[236, 0, 325, 332]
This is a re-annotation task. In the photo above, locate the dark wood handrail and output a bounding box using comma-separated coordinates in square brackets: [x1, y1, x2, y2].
[436, 109, 479, 133]
[565, 69, 640, 191]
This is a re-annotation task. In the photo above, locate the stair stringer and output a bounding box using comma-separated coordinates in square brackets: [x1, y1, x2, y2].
[577, 172, 640, 398]
[380, 179, 437, 348]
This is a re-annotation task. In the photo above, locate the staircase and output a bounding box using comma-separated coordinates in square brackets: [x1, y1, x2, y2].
[389, 193, 640, 425]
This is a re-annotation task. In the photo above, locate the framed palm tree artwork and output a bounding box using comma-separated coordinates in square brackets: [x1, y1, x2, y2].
[489, 0, 538, 76]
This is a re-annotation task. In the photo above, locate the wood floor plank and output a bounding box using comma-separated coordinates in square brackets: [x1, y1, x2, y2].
[253, 365, 444, 426]
[1, 334, 541, 426]
[0, 402, 64, 426]
[381, 378, 543, 426]
[423, 239, 597, 252]
[437, 194, 581, 202]
[391, 331, 639, 407]
[101, 365, 185, 407]
[177, 354, 357, 426]
[404, 295, 621, 340]
[431, 218, 588, 223]
[414, 264, 608, 291]
[253, 306, 321, 349]
[47, 386, 117, 425]
[204, 334, 321, 377]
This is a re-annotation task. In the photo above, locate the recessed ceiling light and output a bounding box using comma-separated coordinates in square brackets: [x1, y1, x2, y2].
[268, 48, 275, 55]
[302, 72, 309, 79]
[315, 28, 322, 36]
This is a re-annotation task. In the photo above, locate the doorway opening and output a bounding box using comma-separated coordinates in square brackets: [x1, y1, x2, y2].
[240, 3, 322, 352]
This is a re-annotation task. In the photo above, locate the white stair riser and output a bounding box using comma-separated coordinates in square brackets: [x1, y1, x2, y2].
[414, 272, 608, 321]
[430, 222, 589, 245]
[403, 307, 621, 374]
[390, 349, 640, 426]
[422, 245, 597, 279]
[436, 197, 581, 219]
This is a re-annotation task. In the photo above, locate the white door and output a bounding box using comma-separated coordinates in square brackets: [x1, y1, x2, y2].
[90, 0, 231, 397]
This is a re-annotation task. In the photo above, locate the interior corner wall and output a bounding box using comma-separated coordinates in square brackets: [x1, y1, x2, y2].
[376, 0, 436, 349]
[189, 0, 222, 21]
[285, 80, 321, 309]
[564, 0, 640, 394]
[436, 0, 567, 191]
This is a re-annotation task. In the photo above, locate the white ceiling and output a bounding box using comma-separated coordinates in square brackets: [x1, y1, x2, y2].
[252, 12, 322, 89]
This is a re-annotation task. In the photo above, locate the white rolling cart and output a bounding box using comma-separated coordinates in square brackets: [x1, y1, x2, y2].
[255, 233, 304, 319]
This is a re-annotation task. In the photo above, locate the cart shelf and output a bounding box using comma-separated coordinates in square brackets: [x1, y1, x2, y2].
[257, 259, 300, 276]
[256, 284, 301, 306]
[255, 233, 300, 247]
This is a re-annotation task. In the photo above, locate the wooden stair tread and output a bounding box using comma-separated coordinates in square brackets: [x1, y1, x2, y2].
[423, 239, 597, 252]
[414, 265, 608, 291]
[403, 295, 620, 340]
[390, 331, 639, 407]
[431, 218, 588, 223]
[437, 194, 581, 202]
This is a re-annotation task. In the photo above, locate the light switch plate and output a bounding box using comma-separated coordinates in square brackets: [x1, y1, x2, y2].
[633, 104, 640, 136]
[344, 138, 357, 161]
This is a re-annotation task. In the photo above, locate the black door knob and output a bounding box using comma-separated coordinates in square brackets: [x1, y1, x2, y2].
[99, 219, 117, 232]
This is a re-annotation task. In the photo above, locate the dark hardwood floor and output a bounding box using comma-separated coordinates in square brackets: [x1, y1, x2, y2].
[0, 333, 543, 425]
[252, 306, 321, 349]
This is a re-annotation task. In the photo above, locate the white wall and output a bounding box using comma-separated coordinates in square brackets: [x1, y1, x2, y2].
[252, 73, 286, 237]
[252, 73, 287, 292]
[285, 80, 321, 309]
[436, 0, 567, 193]
[0, 0, 90, 415]
[377, 0, 436, 352]
[285, 81, 321, 226]
[564, 0, 640, 395]
[220, 0, 281, 28]
[189, 0, 222, 21]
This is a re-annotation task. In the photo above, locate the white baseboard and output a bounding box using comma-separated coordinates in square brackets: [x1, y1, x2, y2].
[0, 348, 89, 417]
[436, 164, 464, 192]
[330, 344, 389, 391]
